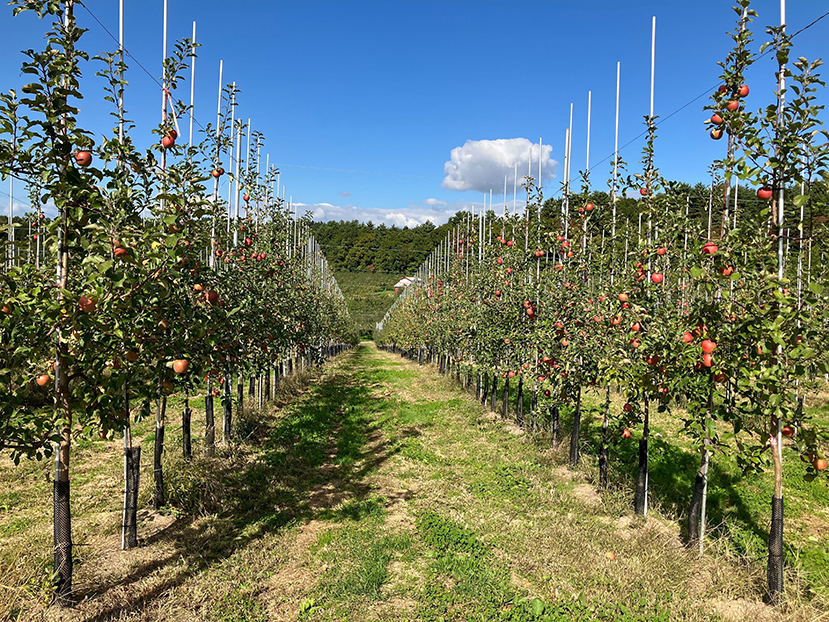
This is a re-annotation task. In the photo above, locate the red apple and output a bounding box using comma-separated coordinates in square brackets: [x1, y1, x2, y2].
[710, 128, 723, 140]
[702, 353, 713, 367]
[701, 339, 717, 354]
[781, 425, 794, 438]
[78, 295, 97, 313]
[726, 100, 739, 112]
[36, 374, 51, 387]
[75, 151, 93, 167]
[618, 293, 629, 302]
[639, 188, 648, 196]
[814, 458, 827, 471]
[711, 113, 724, 125]
[738, 84, 749, 97]
[651, 273, 664, 284]
[702, 242, 718, 255]
[682, 332, 694, 344]
[757, 187, 773, 200]
[656, 247, 667, 256]
[172, 359, 189, 374]
[622, 429, 631, 439]
[161, 134, 176, 149]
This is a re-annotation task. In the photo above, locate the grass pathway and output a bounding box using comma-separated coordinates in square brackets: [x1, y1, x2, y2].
[2, 343, 819, 621]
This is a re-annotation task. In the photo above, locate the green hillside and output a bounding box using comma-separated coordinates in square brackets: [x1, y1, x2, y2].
[335, 271, 400, 339]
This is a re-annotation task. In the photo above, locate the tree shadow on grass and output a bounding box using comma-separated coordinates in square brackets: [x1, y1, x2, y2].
[71, 345, 414, 621]
[577, 413, 768, 552]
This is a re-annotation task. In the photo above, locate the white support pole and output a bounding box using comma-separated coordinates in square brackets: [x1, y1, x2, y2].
[188, 21, 196, 149]
[210, 60, 223, 270]
[586, 91, 592, 179]
[612, 62, 620, 241]
[650, 17, 656, 120]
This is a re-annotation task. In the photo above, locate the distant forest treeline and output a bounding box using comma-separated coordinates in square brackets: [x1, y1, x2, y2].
[310, 180, 828, 276]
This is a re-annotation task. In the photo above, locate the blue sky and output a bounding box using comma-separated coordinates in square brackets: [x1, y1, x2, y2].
[1, 1, 827, 226]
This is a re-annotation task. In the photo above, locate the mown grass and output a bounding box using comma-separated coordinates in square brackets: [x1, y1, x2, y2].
[1, 344, 826, 621]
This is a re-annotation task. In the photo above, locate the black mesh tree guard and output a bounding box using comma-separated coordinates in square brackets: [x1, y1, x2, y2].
[223, 373, 232, 442]
[124, 446, 140, 548]
[205, 390, 215, 457]
[153, 419, 165, 510]
[516, 376, 524, 427]
[686, 448, 708, 546]
[502, 376, 510, 419]
[768, 496, 784, 605]
[182, 398, 192, 460]
[53, 478, 73, 606]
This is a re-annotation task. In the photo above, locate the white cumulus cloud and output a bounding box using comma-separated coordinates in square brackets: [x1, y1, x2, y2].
[442, 138, 557, 193]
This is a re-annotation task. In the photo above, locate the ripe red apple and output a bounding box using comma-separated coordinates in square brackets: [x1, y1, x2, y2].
[702, 242, 718, 255]
[701, 339, 717, 354]
[651, 273, 664, 284]
[172, 359, 189, 374]
[622, 429, 631, 439]
[718, 85, 728, 94]
[738, 84, 749, 97]
[544, 389, 551, 397]
[611, 316, 622, 326]
[682, 332, 694, 344]
[78, 295, 97, 313]
[757, 187, 773, 200]
[639, 188, 648, 196]
[497, 257, 503, 265]
[623, 403, 633, 413]
[702, 353, 713, 367]
[630, 339, 641, 349]
[36, 374, 51, 387]
[75, 151, 93, 167]
[656, 247, 667, 256]
[719, 265, 734, 276]
[585, 203, 594, 211]
[507, 240, 514, 247]
[711, 113, 724, 125]
[113, 246, 128, 259]
[631, 322, 641, 332]
[618, 293, 629, 302]
[561, 339, 569, 347]
[168, 129, 178, 140]
[726, 100, 739, 112]
[243, 194, 250, 202]
[814, 458, 827, 471]
[781, 425, 794, 438]
[710, 128, 723, 140]
[161, 134, 176, 149]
